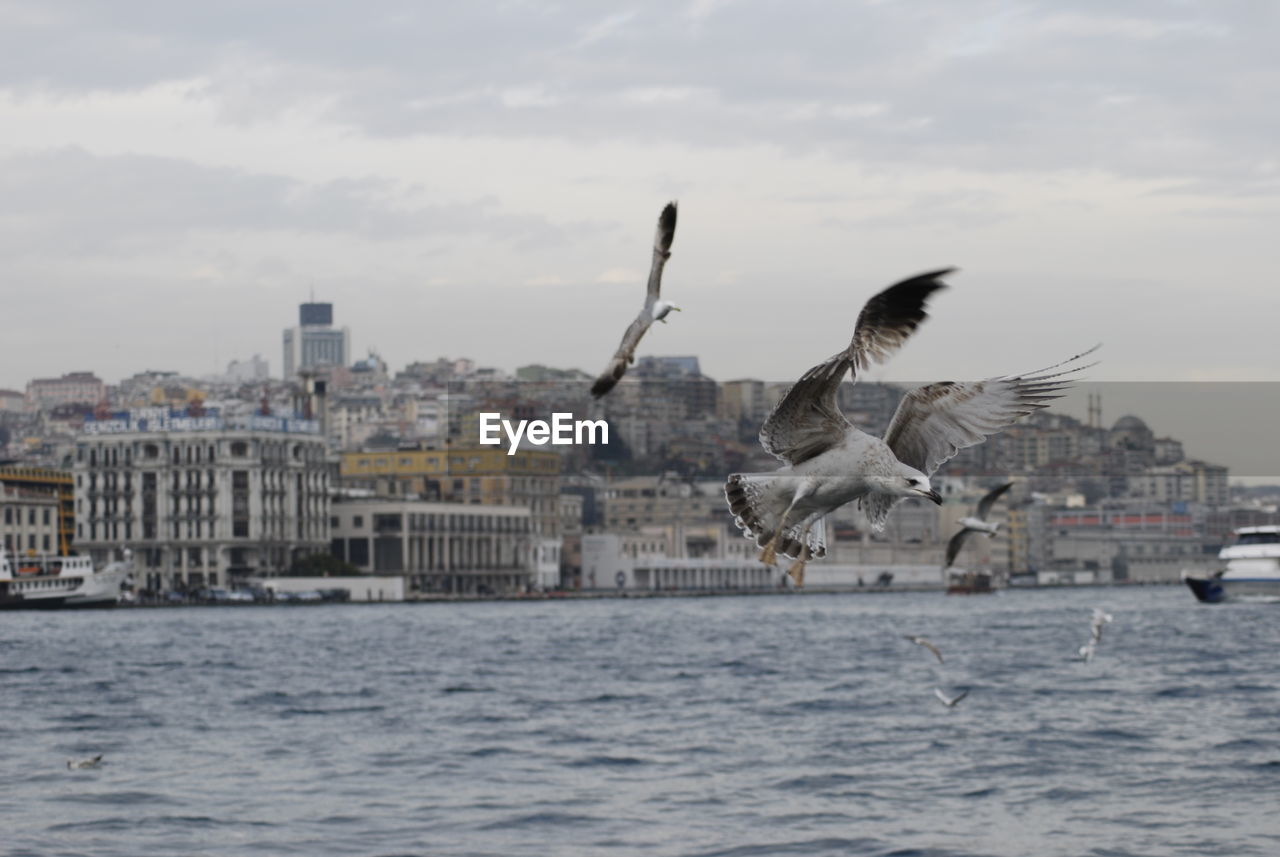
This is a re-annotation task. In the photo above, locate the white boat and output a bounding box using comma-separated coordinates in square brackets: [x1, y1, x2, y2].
[1184, 526, 1280, 603]
[0, 547, 132, 609]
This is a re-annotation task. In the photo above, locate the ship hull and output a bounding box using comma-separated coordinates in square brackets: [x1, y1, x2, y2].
[0, 562, 128, 610]
[1185, 575, 1280, 604]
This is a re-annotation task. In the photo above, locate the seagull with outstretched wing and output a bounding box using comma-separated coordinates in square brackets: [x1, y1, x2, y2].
[724, 268, 1096, 586]
[903, 634, 945, 664]
[943, 481, 1014, 570]
[935, 688, 969, 708]
[67, 754, 103, 770]
[590, 202, 680, 398]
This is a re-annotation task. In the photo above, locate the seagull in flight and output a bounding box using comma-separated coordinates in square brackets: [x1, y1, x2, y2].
[943, 481, 1014, 570]
[590, 202, 680, 398]
[935, 688, 969, 708]
[903, 634, 945, 664]
[724, 267, 1097, 586]
[1080, 607, 1113, 662]
[67, 754, 103, 770]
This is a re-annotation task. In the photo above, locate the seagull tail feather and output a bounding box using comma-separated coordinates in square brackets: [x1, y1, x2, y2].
[724, 473, 826, 560]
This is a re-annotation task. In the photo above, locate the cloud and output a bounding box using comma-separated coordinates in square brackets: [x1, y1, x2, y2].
[0, 147, 572, 256]
[0, 1, 1273, 189]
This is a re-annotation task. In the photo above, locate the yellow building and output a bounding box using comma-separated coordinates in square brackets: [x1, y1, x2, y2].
[339, 446, 562, 536]
[0, 466, 75, 554]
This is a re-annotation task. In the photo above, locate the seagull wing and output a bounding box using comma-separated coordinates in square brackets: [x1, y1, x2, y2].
[590, 202, 678, 399]
[759, 269, 951, 465]
[944, 529, 972, 569]
[949, 689, 969, 706]
[591, 313, 653, 398]
[922, 639, 944, 664]
[883, 346, 1099, 476]
[903, 635, 944, 663]
[646, 202, 678, 300]
[975, 482, 1014, 520]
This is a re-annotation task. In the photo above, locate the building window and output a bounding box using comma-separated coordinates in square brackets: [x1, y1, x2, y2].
[348, 539, 370, 566]
[353, 516, 364, 528]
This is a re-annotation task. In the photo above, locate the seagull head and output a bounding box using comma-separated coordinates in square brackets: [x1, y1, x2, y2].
[898, 471, 942, 505]
[654, 300, 681, 323]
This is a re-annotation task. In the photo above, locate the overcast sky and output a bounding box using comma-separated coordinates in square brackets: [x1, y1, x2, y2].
[2, 1, 1277, 395]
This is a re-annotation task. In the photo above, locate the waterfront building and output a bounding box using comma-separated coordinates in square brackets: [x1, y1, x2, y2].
[0, 478, 61, 557]
[330, 497, 534, 595]
[339, 446, 562, 536]
[581, 534, 778, 592]
[25, 372, 105, 410]
[282, 302, 350, 379]
[0, 466, 74, 555]
[73, 409, 329, 593]
[1045, 505, 1215, 583]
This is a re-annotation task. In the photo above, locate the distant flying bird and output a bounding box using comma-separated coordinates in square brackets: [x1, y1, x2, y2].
[943, 481, 1014, 569]
[903, 634, 945, 664]
[67, 754, 103, 770]
[590, 202, 680, 398]
[1090, 607, 1113, 643]
[725, 267, 1097, 586]
[935, 688, 969, 708]
[1080, 607, 1113, 661]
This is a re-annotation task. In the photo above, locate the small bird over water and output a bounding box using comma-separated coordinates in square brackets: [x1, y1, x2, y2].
[67, 754, 103, 770]
[934, 688, 969, 708]
[1079, 607, 1113, 662]
[943, 481, 1014, 570]
[903, 635, 945, 664]
[590, 202, 680, 398]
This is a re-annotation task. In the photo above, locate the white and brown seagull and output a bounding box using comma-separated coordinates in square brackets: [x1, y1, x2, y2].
[724, 268, 1096, 586]
[590, 202, 680, 398]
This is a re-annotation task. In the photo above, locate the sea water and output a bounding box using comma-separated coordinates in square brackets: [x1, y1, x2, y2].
[2, 587, 1277, 856]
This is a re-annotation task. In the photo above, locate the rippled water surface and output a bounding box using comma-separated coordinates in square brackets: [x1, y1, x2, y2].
[3, 587, 1278, 856]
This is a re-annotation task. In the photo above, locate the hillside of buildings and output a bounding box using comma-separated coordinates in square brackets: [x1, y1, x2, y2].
[2, 301, 1277, 599]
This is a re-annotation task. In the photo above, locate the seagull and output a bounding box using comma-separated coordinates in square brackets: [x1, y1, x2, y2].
[1090, 607, 1113, 643]
[943, 481, 1014, 569]
[724, 267, 1097, 585]
[935, 688, 969, 708]
[67, 754, 103, 770]
[590, 202, 680, 398]
[903, 634, 945, 664]
[1079, 607, 1113, 661]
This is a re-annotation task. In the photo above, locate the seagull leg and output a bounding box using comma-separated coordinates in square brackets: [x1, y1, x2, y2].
[760, 479, 812, 567]
[786, 530, 811, 588]
[759, 532, 782, 566]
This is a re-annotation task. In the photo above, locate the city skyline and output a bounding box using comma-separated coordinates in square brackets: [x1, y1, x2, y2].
[2, 3, 1278, 390]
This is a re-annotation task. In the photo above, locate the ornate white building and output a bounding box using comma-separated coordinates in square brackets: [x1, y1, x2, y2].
[73, 409, 330, 594]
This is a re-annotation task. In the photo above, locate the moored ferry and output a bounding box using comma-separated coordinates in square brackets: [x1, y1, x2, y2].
[1183, 526, 1280, 603]
[0, 547, 131, 609]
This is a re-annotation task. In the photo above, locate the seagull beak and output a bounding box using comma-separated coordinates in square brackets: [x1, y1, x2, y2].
[925, 490, 942, 505]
